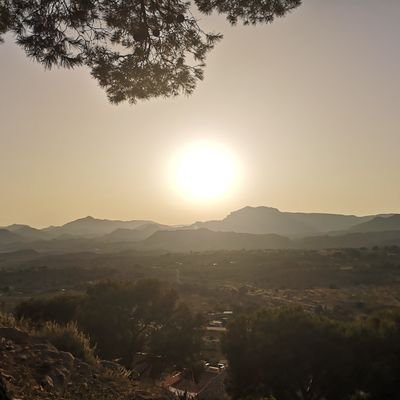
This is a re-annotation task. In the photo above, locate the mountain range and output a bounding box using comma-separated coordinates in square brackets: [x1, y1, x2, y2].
[191, 206, 376, 236]
[1, 207, 399, 253]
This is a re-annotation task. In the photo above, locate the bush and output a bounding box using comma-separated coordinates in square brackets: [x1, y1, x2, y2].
[36, 321, 97, 365]
[0, 312, 19, 328]
[0, 312, 30, 331]
[15, 295, 81, 324]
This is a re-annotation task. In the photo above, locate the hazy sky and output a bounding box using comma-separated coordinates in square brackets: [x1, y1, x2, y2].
[1, 0, 400, 228]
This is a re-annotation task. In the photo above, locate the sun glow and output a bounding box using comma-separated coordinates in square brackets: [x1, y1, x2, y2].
[170, 141, 240, 202]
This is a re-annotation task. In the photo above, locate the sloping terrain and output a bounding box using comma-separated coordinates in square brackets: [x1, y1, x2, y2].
[0, 324, 169, 400]
[297, 230, 400, 249]
[349, 215, 400, 233]
[4, 225, 50, 241]
[0, 229, 24, 246]
[101, 223, 171, 242]
[192, 206, 372, 236]
[43, 216, 155, 238]
[142, 228, 290, 252]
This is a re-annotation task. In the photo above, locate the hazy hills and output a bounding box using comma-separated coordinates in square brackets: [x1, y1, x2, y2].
[142, 229, 290, 252]
[43, 216, 156, 238]
[1, 207, 400, 253]
[101, 223, 171, 242]
[0, 229, 23, 244]
[192, 206, 373, 236]
[5, 224, 49, 240]
[349, 215, 400, 233]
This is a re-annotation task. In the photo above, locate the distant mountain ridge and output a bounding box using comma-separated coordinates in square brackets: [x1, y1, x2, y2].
[6, 224, 50, 240]
[349, 214, 400, 233]
[142, 228, 290, 252]
[1, 207, 400, 253]
[101, 223, 171, 242]
[0, 229, 23, 245]
[42, 216, 155, 238]
[192, 206, 374, 236]
[143, 229, 400, 252]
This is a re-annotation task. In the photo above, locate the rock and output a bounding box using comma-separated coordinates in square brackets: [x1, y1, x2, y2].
[0, 323, 167, 399]
[0, 328, 31, 345]
[0, 373, 15, 383]
[57, 351, 75, 368]
[100, 360, 122, 371]
[40, 375, 54, 389]
[0, 376, 11, 400]
[31, 343, 57, 352]
[50, 367, 68, 386]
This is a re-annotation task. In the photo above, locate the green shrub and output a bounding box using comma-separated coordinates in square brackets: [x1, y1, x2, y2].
[36, 321, 97, 365]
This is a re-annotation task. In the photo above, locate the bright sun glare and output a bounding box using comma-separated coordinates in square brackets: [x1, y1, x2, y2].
[171, 141, 239, 202]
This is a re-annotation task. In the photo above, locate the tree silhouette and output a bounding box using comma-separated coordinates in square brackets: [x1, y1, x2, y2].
[0, 0, 301, 103]
[223, 308, 356, 400]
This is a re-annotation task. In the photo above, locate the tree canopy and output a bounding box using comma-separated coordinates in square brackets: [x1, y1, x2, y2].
[223, 308, 400, 400]
[16, 279, 204, 370]
[0, 0, 302, 103]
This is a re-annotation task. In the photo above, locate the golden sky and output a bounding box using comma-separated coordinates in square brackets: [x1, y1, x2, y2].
[1, 0, 400, 228]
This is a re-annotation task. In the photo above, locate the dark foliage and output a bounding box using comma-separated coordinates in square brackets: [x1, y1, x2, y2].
[76, 279, 180, 363]
[223, 308, 400, 400]
[150, 303, 204, 368]
[0, 0, 301, 103]
[15, 294, 81, 324]
[15, 279, 204, 369]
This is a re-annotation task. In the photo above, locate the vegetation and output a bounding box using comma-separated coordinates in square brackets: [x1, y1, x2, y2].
[0, 0, 301, 103]
[223, 308, 400, 400]
[4, 247, 400, 397]
[35, 321, 97, 364]
[16, 279, 204, 369]
[0, 310, 96, 364]
[15, 294, 81, 324]
[0, 311, 23, 329]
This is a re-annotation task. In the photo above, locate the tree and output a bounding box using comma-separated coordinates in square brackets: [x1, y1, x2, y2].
[0, 0, 302, 103]
[348, 311, 400, 400]
[15, 294, 81, 324]
[224, 308, 400, 400]
[149, 303, 204, 368]
[76, 279, 179, 364]
[223, 308, 356, 400]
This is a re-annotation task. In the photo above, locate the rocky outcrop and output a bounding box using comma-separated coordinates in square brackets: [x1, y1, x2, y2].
[0, 327, 170, 400]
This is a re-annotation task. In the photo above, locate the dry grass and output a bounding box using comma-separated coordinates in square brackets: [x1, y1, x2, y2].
[35, 321, 97, 365]
[0, 312, 97, 365]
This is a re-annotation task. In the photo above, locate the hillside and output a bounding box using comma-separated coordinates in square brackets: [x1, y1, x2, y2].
[5, 224, 50, 240]
[2, 207, 400, 253]
[290, 212, 372, 233]
[102, 223, 170, 242]
[192, 206, 372, 236]
[44, 216, 155, 238]
[141, 229, 400, 252]
[297, 230, 400, 249]
[143, 228, 291, 252]
[0, 319, 167, 400]
[349, 215, 400, 233]
[0, 229, 24, 246]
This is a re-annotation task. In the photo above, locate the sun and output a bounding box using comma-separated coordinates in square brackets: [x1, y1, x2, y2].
[170, 141, 240, 202]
